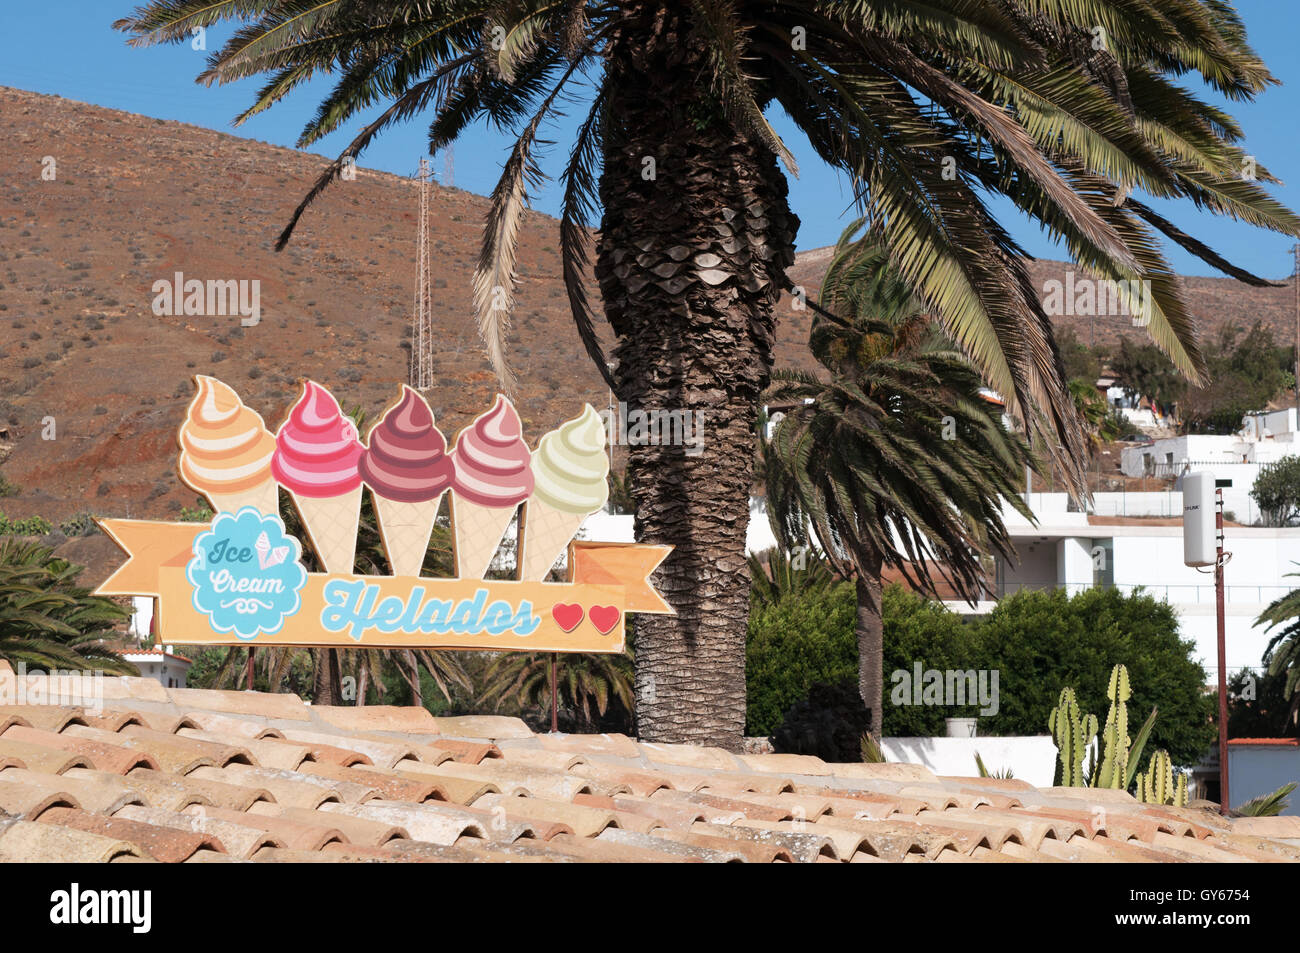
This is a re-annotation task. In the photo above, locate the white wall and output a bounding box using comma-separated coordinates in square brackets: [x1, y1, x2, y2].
[882, 736, 1058, 788]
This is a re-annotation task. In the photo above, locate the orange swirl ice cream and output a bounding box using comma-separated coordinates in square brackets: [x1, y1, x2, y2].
[178, 376, 279, 516]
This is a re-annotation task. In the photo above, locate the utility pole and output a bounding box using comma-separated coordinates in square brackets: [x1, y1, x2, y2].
[1293, 244, 1299, 424]
[1214, 487, 1229, 816]
[410, 158, 433, 391]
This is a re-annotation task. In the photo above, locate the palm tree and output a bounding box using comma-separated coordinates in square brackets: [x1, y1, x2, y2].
[0, 540, 137, 674]
[478, 648, 634, 731]
[1256, 567, 1300, 725]
[764, 234, 1034, 738]
[115, 1, 1299, 747]
[747, 544, 837, 609]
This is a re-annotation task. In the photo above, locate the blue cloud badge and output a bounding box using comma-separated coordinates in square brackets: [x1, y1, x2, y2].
[187, 507, 308, 640]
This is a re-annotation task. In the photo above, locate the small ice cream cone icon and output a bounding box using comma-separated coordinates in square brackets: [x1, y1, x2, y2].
[359, 386, 454, 577]
[519, 404, 610, 581]
[448, 395, 533, 579]
[272, 381, 364, 574]
[178, 376, 279, 516]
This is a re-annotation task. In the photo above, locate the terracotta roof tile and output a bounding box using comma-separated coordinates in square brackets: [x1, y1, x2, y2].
[322, 800, 489, 846]
[167, 687, 311, 721]
[0, 737, 92, 775]
[3, 766, 142, 814]
[299, 761, 441, 803]
[382, 761, 500, 804]
[0, 816, 145, 862]
[36, 806, 224, 862]
[115, 804, 282, 858]
[310, 705, 439, 734]
[278, 728, 416, 769]
[0, 777, 80, 818]
[114, 766, 270, 811]
[3, 725, 155, 774]
[194, 804, 346, 850]
[253, 803, 408, 847]
[191, 764, 340, 809]
[183, 711, 285, 740]
[0, 683, 1292, 863]
[0, 705, 87, 733]
[426, 715, 533, 740]
[178, 729, 313, 770]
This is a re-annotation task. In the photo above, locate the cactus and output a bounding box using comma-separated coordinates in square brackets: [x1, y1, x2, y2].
[1095, 664, 1132, 789]
[1135, 749, 1188, 807]
[1048, 686, 1097, 787]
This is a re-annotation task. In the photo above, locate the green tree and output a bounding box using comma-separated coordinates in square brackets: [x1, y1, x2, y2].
[881, 586, 984, 737]
[764, 233, 1033, 739]
[116, 0, 1299, 747]
[1252, 457, 1300, 527]
[1180, 322, 1291, 433]
[746, 582, 857, 736]
[978, 587, 1215, 764]
[0, 540, 137, 674]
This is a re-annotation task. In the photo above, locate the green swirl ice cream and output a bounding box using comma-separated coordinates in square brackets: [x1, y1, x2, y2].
[519, 405, 610, 581]
[530, 404, 610, 514]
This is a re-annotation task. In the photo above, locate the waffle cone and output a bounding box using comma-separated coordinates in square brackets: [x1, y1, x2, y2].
[373, 492, 444, 577]
[518, 498, 588, 581]
[449, 495, 517, 579]
[204, 479, 280, 518]
[291, 486, 362, 574]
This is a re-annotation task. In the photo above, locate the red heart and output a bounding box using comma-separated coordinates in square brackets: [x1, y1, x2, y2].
[588, 605, 621, 635]
[551, 603, 584, 632]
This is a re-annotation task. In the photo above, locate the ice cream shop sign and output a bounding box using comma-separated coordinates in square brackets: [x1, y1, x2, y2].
[95, 377, 670, 652]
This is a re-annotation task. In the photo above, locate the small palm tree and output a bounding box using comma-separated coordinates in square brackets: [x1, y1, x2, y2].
[747, 544, 837, 609]
[764, 233, 1033, 738]
[1256, 568, 1300, 724]
[0, 540, 137, 674]
[478, 649, 634, 731]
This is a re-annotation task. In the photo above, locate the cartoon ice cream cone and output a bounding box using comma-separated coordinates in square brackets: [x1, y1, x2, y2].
[448, 395, 533, 579]
[519, 404, 610, 581]
[178, 376, 279, 516]
[359, 386, 454, 577]
[271, 380, 364, 574]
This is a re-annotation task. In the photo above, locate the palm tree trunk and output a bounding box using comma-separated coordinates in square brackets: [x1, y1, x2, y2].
[312, 649, 341, 706]
[855, 559, 886, 741]
[595, 3, 797, 748]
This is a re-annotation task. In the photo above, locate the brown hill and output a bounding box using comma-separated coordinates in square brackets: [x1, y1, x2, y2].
[0, 85, 1294, 544]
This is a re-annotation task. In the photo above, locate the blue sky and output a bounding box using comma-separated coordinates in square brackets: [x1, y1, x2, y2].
[2, 1, 1298, 278]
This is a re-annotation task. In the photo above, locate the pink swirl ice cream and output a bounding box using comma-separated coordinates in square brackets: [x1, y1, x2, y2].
[450, 394, 534, 506]
[360, 386, 454, 503]
[272, 380, 364, 498]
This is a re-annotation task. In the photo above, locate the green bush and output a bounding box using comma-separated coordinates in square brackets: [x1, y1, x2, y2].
[976, 587, 1215, 765]
[0, 511, 52, 536]
[746, 581, 856, 736]
[745, 581, 1216, 765]
[881, 586, 984, 736]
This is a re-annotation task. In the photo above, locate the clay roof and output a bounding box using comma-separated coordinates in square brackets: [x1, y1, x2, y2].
[0, 660, 1296, 863]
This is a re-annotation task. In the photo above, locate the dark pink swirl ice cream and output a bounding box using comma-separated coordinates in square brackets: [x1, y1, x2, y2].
[272, 380, 364, 498]
[360, 386, 454, 503]
[450, 395, 534, 507]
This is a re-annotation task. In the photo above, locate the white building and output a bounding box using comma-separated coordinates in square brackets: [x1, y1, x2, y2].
[976, 489, 1300, 681]
[1120, 409, 1299, 488]
[120, 649, 192, 689]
